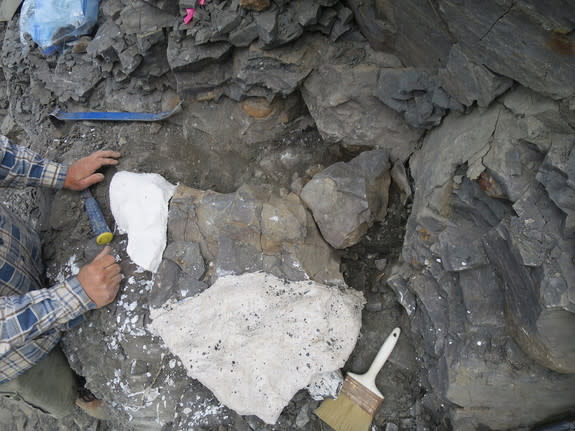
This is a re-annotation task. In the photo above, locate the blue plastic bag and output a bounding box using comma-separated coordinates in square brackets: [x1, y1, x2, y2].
[19, 0, 99, 55]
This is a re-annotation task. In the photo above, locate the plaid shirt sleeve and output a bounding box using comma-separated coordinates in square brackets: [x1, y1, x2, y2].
[0, 136, 68, 189]
[0, 277, 96, 356]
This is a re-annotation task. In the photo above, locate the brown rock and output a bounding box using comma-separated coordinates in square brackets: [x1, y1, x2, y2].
[241, 97, 274, 118]
[240, 0, 271, 12]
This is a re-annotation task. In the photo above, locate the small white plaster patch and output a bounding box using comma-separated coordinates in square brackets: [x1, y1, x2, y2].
[47, 254, 80, 283]
[110, 171, 176, 273]
[148, 272, 365, 424]
[306, 370, 343, 400]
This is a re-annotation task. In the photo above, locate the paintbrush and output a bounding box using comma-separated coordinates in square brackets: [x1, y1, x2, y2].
[315, 327, 401, 431]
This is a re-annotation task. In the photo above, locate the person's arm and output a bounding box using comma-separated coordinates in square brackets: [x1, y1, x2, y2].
[0, 277, 95, 355]
[0, 136, 67, 189]
[0, 247, 121, 355]
[0, 135, 121, 190]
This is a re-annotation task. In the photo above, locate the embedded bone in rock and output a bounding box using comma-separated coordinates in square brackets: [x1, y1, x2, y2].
[110, 171, 176, 273]
[148, 272, 365, 424]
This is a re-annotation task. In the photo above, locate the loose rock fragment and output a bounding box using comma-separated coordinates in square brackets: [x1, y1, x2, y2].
[301, 149, 391, 249]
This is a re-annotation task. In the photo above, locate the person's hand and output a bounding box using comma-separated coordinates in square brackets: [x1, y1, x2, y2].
[63, 150, 121, 191]
[77, 246, 122, 308]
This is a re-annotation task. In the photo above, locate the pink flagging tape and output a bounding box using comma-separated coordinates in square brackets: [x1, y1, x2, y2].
[183, 1, 206, 24]
[183, 8, 195, 24]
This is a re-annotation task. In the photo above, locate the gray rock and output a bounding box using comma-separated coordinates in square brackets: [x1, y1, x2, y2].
[231, 35, 321, 98]
[117, 46, 143, 76]
[170, 30, 323, 100]
[291, 0, 321, 26]
[401, 89, 575, 428]
[173, 62, 231, 99]
[437, 0, 575, 100]
[316, 7, 337, 34]
[34, 54, 103, 102]
[390, 161, 412, 205]
[101, 0, 123, 19]
[300, 149, 391, 249]
[536, 135, 575, 238]
[439, 44, 514, 108]
[375, 68, 463, 129]
[261, 194, 307, 243]
[435, 227, 488, 272]
[135, 30, 166, 56]
[177, 277, 209, 299]
[410, 274, 449, 357]
[86, 20, 123, 61]
[443, 334, 575, 431]
[149, 259, 181, 308]
[215, 237, 264, 277]
[358, 0, 575, 100]
[386, 269, 417, 317]
[167, 36, 233, 72]
[407, 105, 501, 224]
[254, 7, 278, 46]
[211, 9, 243, 37]
[459, 267, 505, 327]
[164, 241, 206, 280]
[229, 19, 259, 47]
[480, 109, 544, 202]
[484, 186, 575, 374]
[375, 258, 387, 271]
[120, 1, 176, 34]
[295, 403, 310, 428]
[274, 9, 304, 47]
[365, 301, 383, 312]
[330, 14, 352, 42]
[168, 184, 344, 286]
[302, 44, 423, 161]
[344, 0, 395, 52]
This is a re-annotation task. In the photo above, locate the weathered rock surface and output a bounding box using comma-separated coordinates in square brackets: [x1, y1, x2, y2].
[375, 68, 463, 129]
[438, 44, 514, 108]
[437, 1, 575, 100]
[302, 43, 423, 161]
[0, 0, 573, 430]
[395, 85, 575, 430]
[350, 0, 575, 100]
[300, 149, 391, 249]
[168, 184, 344, 285]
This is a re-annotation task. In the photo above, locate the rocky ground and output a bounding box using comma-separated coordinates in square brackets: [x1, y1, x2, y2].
[0, 1, 573, 430]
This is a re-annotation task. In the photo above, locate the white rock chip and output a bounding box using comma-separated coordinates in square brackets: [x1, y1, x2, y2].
[110, 171, 176, 273]
[148, 272, 365, 424]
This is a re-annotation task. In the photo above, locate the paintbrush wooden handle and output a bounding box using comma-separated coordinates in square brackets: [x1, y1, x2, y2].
[348, 327, 401, 397]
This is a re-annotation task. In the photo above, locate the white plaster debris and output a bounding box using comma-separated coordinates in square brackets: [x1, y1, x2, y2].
[306, 370, 343, 400]
[110, 171, 177, 273]
[190, 402, 224, 423]
[48, 254, 80, 283]
[149, 272, 365, 424]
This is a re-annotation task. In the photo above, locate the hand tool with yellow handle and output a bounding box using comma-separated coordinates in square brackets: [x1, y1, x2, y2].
[81, 189, 113, 245]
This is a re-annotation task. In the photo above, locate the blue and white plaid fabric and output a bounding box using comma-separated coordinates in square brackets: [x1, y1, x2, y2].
[0, 137, 96, 383]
